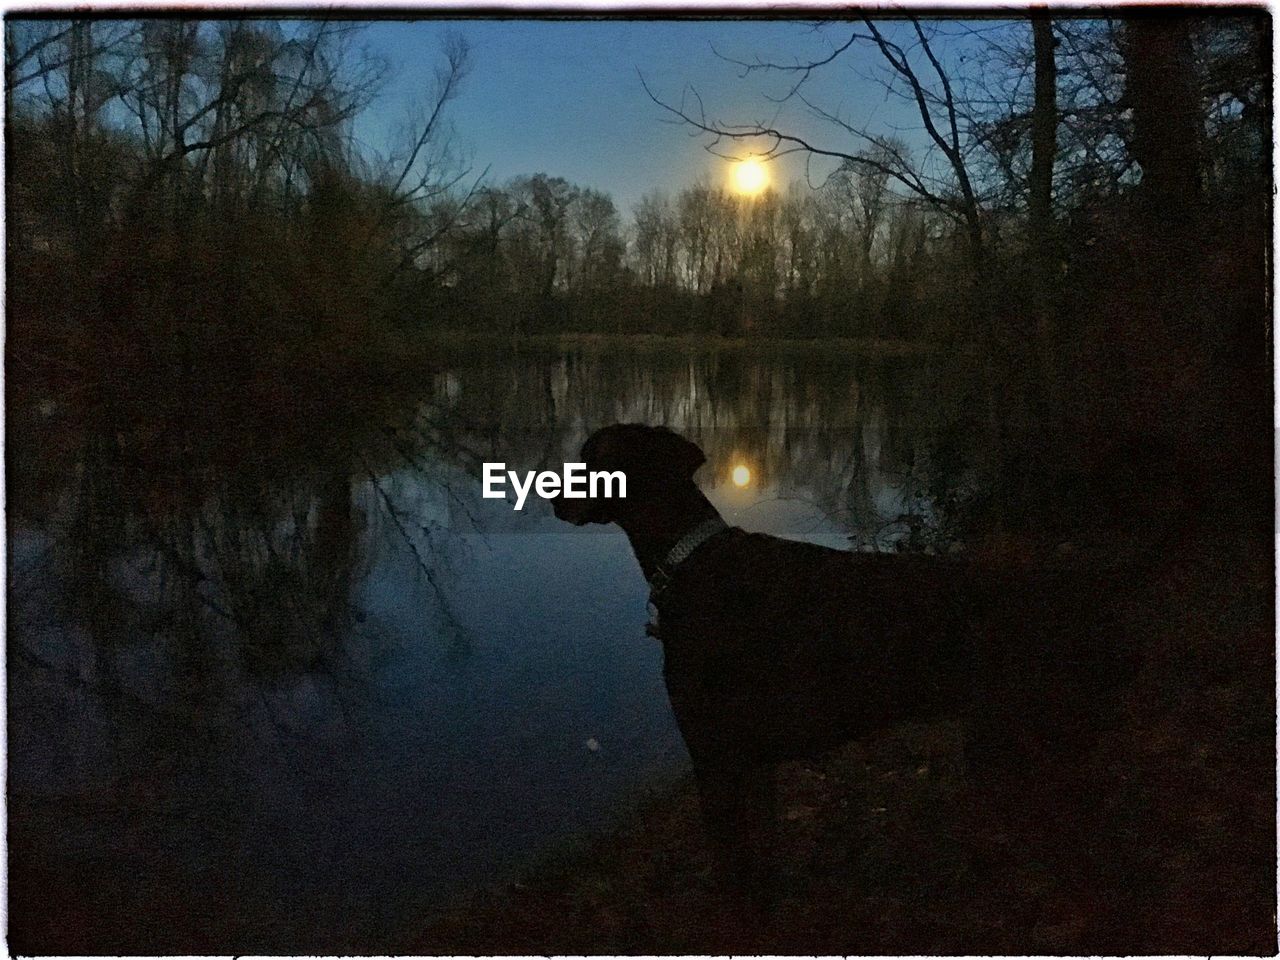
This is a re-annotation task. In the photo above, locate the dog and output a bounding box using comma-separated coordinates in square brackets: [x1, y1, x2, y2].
[552, 423, 1133, 898]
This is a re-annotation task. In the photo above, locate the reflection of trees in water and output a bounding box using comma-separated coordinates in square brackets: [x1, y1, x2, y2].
[20, 455, 346, 731]
[9, 342, 980, 762]
[428, 342, 981, 543]
[9, 392, 441, 755]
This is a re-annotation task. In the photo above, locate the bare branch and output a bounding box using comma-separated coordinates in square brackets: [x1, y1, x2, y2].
[640, 71, 963, 222]
[385, 31, 469, 205]
[711, 30, 864, 103]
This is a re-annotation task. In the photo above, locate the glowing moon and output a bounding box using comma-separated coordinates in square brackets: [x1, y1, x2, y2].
[732, 464, 752, 487]
[732, 158, 768, 195]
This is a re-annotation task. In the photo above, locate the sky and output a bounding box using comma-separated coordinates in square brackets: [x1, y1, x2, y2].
[354, 18, 957, 216]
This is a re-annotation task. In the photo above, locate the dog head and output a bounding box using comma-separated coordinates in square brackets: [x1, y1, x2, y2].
[552, 424, 706, 526]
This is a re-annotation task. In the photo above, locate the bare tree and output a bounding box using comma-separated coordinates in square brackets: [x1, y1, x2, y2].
[677, 180, 716, 293]
[569, 188, 623, 292]
[512, 173, 578, 308]
[1122, 17, 1206, 232]
[631, 190, 680, 289]
[642, 18, 987, 285]
[825, 145, 896, 299]
[377, 32, 471, 218]
[1029, 15, 1057, 264]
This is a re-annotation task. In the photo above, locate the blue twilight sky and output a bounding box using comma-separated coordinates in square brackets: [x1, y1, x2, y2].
[352, 19, 1004, 218]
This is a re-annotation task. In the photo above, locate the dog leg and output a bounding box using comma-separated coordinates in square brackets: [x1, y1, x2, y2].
[693, 759, 779, 908]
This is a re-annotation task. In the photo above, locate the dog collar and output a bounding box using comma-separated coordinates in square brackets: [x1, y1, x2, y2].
[648, 516, 729, 605]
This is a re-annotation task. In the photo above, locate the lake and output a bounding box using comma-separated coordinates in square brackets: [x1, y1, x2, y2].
[7, 337, 982, 952]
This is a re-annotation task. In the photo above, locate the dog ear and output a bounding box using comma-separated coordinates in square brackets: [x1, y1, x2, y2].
[582, 424, 706, 482]
[653, 427, 706, 480]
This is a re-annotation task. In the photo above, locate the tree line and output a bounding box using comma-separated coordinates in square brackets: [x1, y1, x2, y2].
[10, 17, 1267, 348]
[5, 14, 1271, 536]
[630, 12, 1268, 532]
[6, 19, 473, 399]
[8, 17, 1268, 336]
[428, 165, 956, 340]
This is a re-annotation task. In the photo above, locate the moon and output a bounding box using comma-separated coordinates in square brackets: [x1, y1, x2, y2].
[732, 464, 752, 487]
[732, 158, 768, 195]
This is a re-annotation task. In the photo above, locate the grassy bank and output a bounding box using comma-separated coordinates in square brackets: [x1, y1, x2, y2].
[405, 517, 1274, 956]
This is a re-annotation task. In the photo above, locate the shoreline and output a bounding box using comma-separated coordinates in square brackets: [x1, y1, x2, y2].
[403, 520, 1274, 956]
[416, 329, 970, 357]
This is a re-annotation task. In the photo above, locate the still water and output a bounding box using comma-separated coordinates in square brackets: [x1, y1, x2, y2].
[8, 339, 978, 950]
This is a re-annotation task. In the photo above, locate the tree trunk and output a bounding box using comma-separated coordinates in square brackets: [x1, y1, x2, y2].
[1123, 16, 1205, 233]
[1027, 14, 1061, 464]
[1030, 14, 1057, 278]
[1119, 14, 1212, 517]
